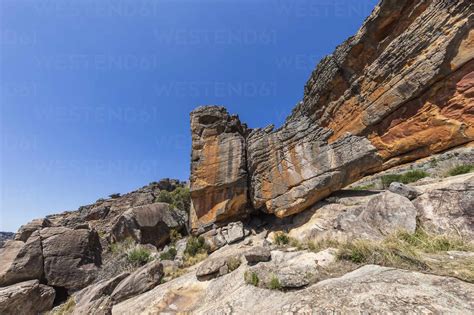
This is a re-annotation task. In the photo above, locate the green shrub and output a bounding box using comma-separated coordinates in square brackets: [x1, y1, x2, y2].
[127, 247, 152, 266]
[109, 193, 121, 199]
[184, 236, 208, 257]
[268, 276, 282, 290]
[274, 232, 290, 246]
[156, 187, 191, 213]
[244, 271, 259, 286]
[447, 165, 474, 177]
[156, 190, 173, 204]
[381, 170, 429, 188]
[160, 247, 177, 261]
[170, 229, 182, 244]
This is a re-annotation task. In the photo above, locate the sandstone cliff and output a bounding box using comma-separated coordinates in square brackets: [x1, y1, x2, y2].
[190, 0, 474, 230]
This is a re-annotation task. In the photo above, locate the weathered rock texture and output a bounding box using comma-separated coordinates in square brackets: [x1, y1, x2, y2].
[190, 0, 474, 227]
[190, 106, 250, 232]
[0, 280, 55, 314]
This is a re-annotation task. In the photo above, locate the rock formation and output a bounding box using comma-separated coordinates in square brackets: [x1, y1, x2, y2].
[190, 106, 250, 232]
[189, 0, 474, 229]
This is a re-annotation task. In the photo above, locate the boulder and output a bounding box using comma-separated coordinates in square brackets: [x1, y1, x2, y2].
[359, 191, 417, 236]
[41, 227, 102, 291]
[110, 203, 186, 248]
[0, 280, 55, 314]
[221, 221, 245, 244]
[15, 218, 51, 241]
[74, 273, 129, 315]
[196, 255, 241, 281]
[414, 177, 474, 237]
[244, 246, 271, 264]
[189, 106, 250, 232]
[0, 231, 43, 287]
[110, 260, 163, 304]
[388, 182, 421, 200]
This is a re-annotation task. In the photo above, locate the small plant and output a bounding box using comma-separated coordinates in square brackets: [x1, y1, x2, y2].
[352, 184, 376, 190]
[170, 229, 182, 244]
[109, 193, 121, 199]
[51, 296, 76, 315]
[109, 237, 135, 254]
[155, 187, 191, 212]
[127, 247, 152, 266]
[429, 158, 438, 168]
[159, 247, 177, 261]
[381, 170, 429, 188]
[274, 232, 290, 245]
[244, 271, 259, 286]
[447, 165, 474, 177]
[184, 236, 209, 257]
[226, 256, 241, 271]
[156, 190, 173, 204]
[268, 276, 282, 290]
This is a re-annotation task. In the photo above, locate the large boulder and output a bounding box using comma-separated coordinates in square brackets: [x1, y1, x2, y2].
[196, 255, 241, 281]
[110, 202, 186, 248]
[189, 106, 251, 233]
[41, 227, 102, 291]
[414, 175, 474, 237]
[0, 280, 55, 314]
[73, 273, 129, 315]
[358, 191, 417, 236]
[110, 260, 163, 304]
[0, 231, 43, 287]
[15, 218, 51, 242]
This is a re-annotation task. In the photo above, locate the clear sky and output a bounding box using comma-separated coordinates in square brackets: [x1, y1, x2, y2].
[0, 0, 378, 232]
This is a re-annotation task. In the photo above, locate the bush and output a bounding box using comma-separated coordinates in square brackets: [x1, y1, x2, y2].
[184, 236, 208, 257]
[170, 229, 182, 244]
[109, 193, 121, 199]
[274, 232, 290, 246]
[127, 247, 152, 266]
[381, 170, 429, 188]
[156, 187, 191, 213]
[160, 247, 177, 261]
[268, 276, 282, 290]
[244, 271, 259, 286]
[447, 165, 474, 177]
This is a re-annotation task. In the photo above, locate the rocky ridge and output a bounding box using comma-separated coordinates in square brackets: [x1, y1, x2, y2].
[189, 0, 474, 231]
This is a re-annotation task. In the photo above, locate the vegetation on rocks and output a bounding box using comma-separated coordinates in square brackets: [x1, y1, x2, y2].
[159, 247, 177, 261]
[381, 170, 429, 188]
[274, 232, 290, 246]
[127, 247, 152, 266]
[184, 236, 208, 257]
[244, 271, 259, 286]
[156, 187, 191, 212]
[447, 164, 474, 176]
[269, 276, 282, 290]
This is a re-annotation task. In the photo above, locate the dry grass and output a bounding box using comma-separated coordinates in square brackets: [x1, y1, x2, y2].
[48, 297, 75, 315]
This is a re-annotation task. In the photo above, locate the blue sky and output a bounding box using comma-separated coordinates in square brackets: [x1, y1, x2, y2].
[0, 0, 378, 231]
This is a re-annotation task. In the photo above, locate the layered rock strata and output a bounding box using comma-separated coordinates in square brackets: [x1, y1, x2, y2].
[189, 0, 474, 228]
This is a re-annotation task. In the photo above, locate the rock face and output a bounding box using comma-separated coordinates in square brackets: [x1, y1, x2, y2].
[41, 227, 102, 291]
[0, 231, 43, 287]
[0, 280, 55, 314]
[189, 106, 250, 233]
[189, 0, 474, 227]
[414, 174, 474, 237]
[110, 260, 163, 304]
[110, 203, 187, 248]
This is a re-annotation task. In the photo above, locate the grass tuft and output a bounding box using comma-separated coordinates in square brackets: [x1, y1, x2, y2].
[381, 170, 429, 188]
[127, 247, 152, 266]
[268, 275, 282, 290]
[274, 232, 290, 246]
[244, 271, 260, 286]
[447, 165, 474, 177]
